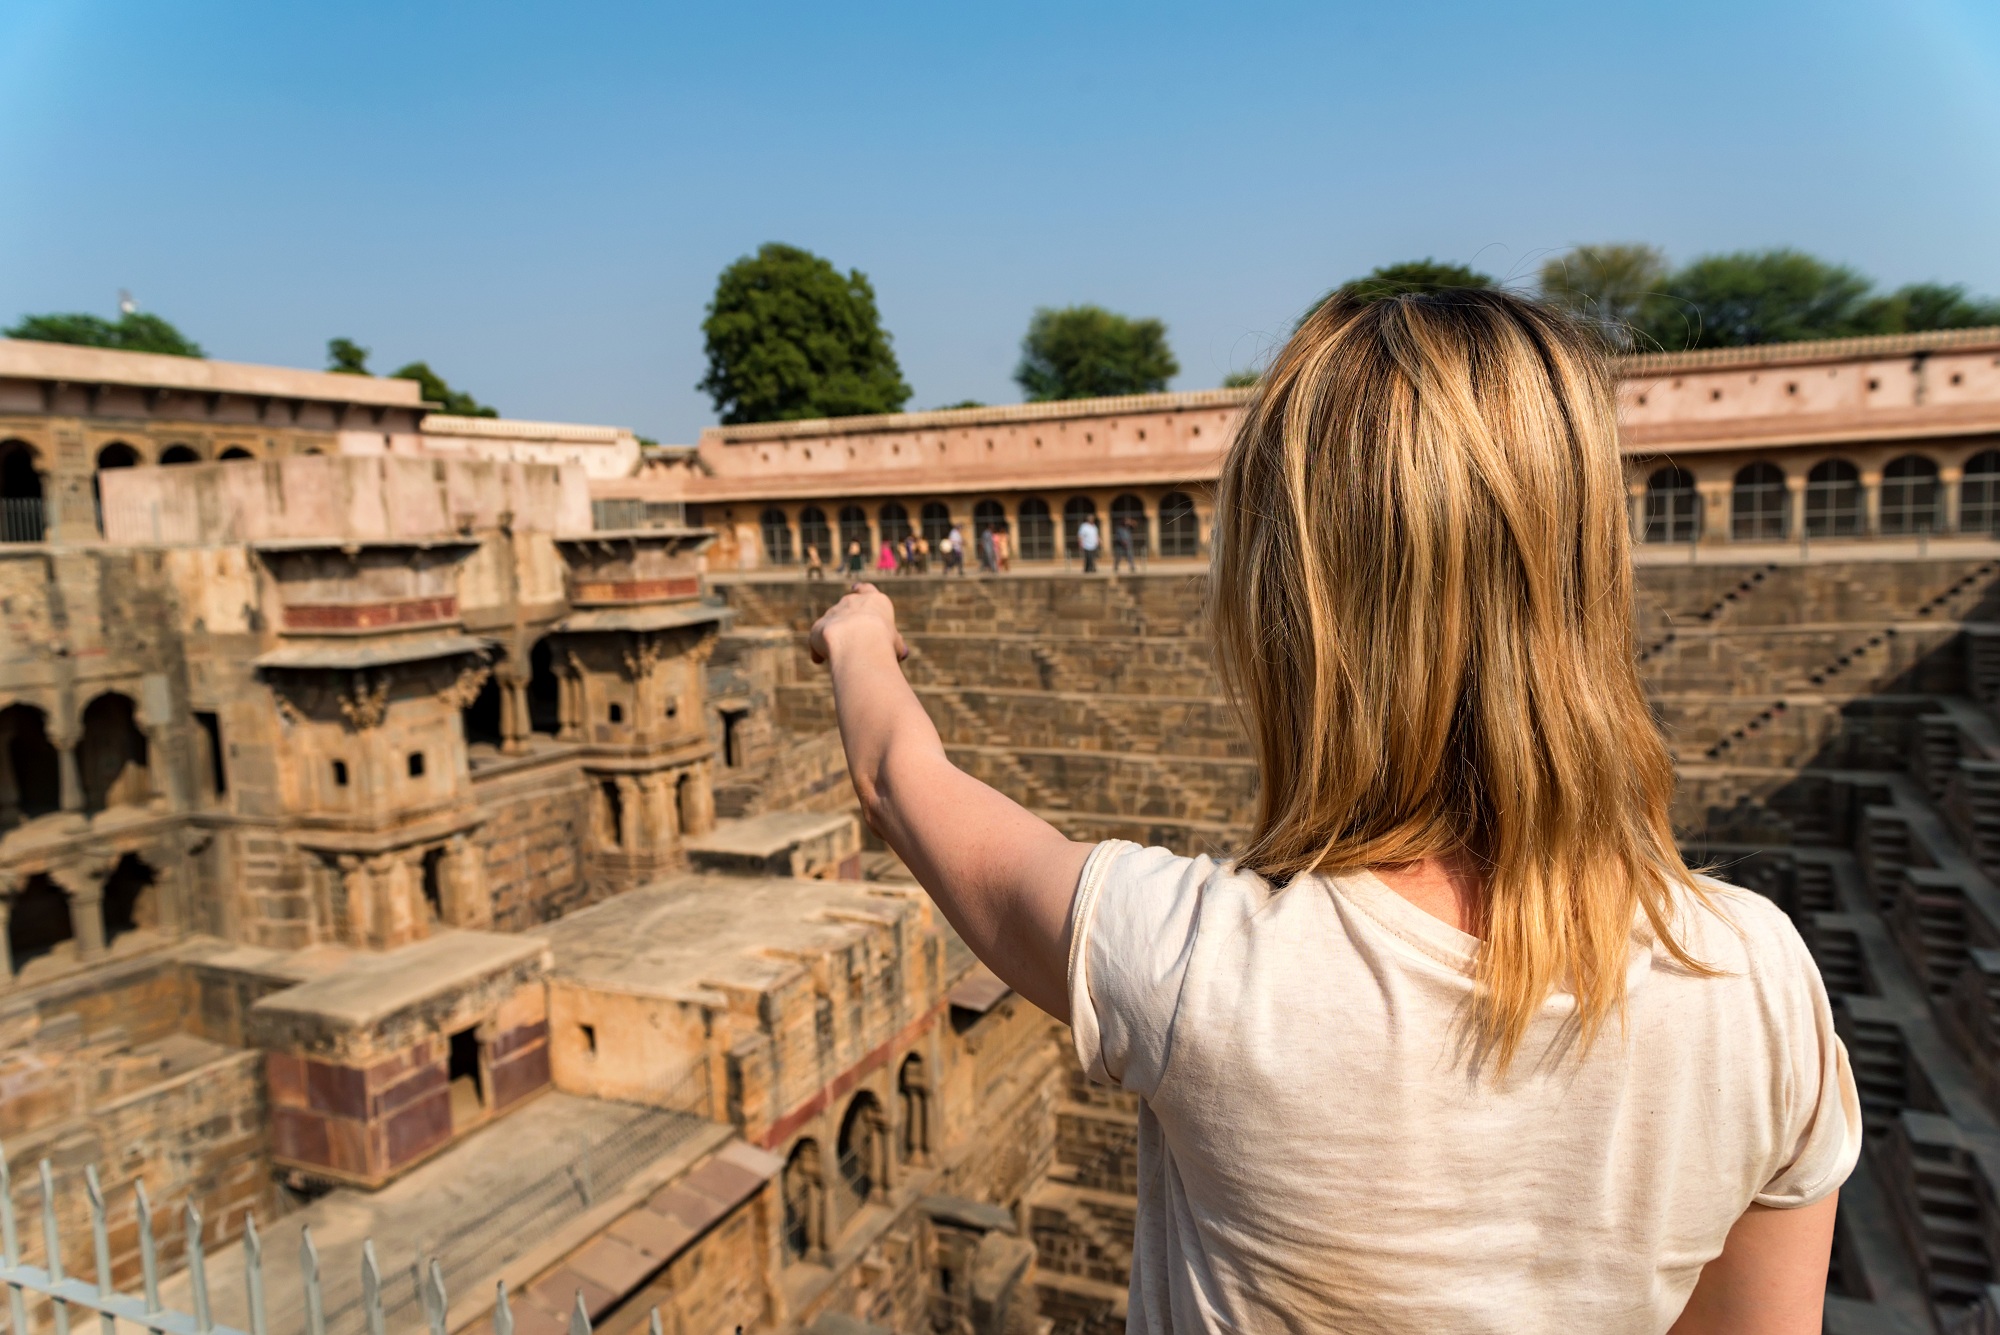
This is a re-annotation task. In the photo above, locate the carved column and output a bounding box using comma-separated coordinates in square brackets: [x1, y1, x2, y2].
[614, 777, 642, 853]
[445, 833, 492, 929]
[1787, 475, 1807, 544]
[1944, 466, 1965, 534]
[50, 722, 84, 814]
[143, 723, 187, 811]
[338, 855, 374, 946]
[637, 773, 674, 855]
[0, 871, 17, 983]
[677, 762, 715, 840]
[372, 852, 422, 948]
[498, 673, 530, 755]
[1862, 470, 1883, 536]
[559, 653, 586, 742]
[54, 860, 109, 959]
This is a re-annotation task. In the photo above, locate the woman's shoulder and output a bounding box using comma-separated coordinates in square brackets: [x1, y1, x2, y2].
[1665, 872, 1821, 993]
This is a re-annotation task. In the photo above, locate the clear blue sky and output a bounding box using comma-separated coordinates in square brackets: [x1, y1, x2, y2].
[3, 0, 1997, 442]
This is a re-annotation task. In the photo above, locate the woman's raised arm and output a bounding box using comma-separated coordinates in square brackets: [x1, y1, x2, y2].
[810, 584, 1094, 1020]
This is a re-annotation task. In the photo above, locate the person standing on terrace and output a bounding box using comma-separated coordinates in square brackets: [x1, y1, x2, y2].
[809, 287, 1858, 1334]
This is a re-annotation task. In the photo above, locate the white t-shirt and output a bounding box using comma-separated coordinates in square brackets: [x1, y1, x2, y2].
[1066, 840, 1862, 1335]
[1079, 520, 1101, 551]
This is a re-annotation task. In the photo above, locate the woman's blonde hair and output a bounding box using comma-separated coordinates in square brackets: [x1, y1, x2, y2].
[1210, 286, 1705, 1071]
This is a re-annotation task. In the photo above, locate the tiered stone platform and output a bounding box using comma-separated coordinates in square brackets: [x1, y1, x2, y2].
[722, 556, 2000, 1334]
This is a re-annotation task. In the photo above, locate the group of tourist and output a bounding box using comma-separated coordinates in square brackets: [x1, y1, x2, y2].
[801, 513, 1144, 579]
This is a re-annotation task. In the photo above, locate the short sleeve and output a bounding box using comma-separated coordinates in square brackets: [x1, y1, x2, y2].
[1754, 923, 1864, 1208]
[1066, 840, 1211, 1098]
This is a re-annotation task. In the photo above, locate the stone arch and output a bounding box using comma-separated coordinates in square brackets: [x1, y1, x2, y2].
[94, 442, 142, 537]
[1158, 491, 1200, 557]
[1017, 498, 1054, 561]
[218, 447, 254, 461]
[1963, 451, 2000, 535]
[798, 507, 831, 565]
[897, 1053, 930, 1163]
[1, 439, 47, 543]
[1804, 458, 1864, 538]
[8, 874, 74, 975]
[920, 502, 952, 549]
[1110, 493, 1149, 556]
[101, 852, 158, 946]
[878, 502, 911, 547]
[1642, 466, 1701, 543]
[1061, 496, 1098, 559]
[1731, 463, 1788, 541]
[759, 508, 794, 566]
[782, 1138, 827, 1261]
[159, 444, 201, 465]
[837, 506, 871, 562]
[1879, 454, 1941, 536]
[1, 703, 60, 831]
[80, 692, 151, 814]
[837, 1090, 888, 1207]
[972, 499, 1008, 539]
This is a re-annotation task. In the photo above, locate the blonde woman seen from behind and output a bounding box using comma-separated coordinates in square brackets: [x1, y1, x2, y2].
[809, 288, 1859, 1334]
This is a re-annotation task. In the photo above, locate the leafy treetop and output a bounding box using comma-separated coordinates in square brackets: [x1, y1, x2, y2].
[1222, 370, 1260, 388]
[324, 337, 497, 416]
[7, 310, 204, 357]
[1015, 306, 1179, 402]
[699, 243, 911, 424]
[1335, 260, 1496, 305]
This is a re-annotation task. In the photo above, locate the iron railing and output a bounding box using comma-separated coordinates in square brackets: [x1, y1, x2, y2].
[590, 500, 687, 533]
[0, 498, 46, 544]
[0, 1098, 707, 1335]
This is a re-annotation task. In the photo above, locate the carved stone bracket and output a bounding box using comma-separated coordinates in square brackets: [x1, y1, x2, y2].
[339, 670, 392, 731]
[442, 661, 493, 710]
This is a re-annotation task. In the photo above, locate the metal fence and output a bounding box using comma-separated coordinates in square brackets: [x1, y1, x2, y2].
[590, 500, 687, 533]
[1, 1088, 711, 1335]
[0, 497, 46, 544]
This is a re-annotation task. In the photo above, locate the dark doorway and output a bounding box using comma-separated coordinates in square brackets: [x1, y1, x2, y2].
[462, 676, 503, 748]
[447, 1026, 485, 1129]
[1, 703, 61, 830]
[194, 711, 227, 797]
[721, 709, 749, 768]
[600, 779, 624, 849]
[421, 847, 446, 921]
[528, 640, 562, 736]
[102, 854, 157, 946]
[0, 441, 46, 543]
[80, 693, 150, 814]
[8, 874, 73, 973]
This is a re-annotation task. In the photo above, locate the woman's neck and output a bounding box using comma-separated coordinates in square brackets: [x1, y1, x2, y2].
[1372, 852, 1487, 936]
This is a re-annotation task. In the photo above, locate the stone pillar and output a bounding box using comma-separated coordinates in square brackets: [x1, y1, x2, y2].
[1944, 466, 1964, 534]
[1863, 470, 1882, 536]
[677, 762, 716, 839]
[338, 855, 373, 946]
[367, 853, 423, 949]
[498, 674, 530, 755]
[445, 833, 493, 929]
[0, 871, 17, 983]
[143, 724, 186, 811]
[51, 723, 84, 814]
[558, 670, 584, 743]
[1787, 475, 1807, 544]
[55, 862, 109, 959]
[614, 776, 642, 853]
[637, 772, 675, 854]
[1697, 482, 1730, 546]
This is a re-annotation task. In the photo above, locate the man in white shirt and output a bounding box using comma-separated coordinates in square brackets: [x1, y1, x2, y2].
[1077, 514, 1101, 573]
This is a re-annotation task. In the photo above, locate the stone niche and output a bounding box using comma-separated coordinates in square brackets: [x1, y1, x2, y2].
[250, 930, 551, 1188]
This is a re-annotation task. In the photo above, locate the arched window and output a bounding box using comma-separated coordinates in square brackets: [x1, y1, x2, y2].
[159, 445, 200, 465]
[1017, 498, 1054, 561]
[1879, 454, 1940, 535]
[1962, 452, 2000, 535]
[973, 499, 1008, 539]
[101, 853, 157, 947]
[798, 507, 832, 564]
[0, 703, 60, 831]
[878, 503, 911, 546]
[7, 874, 73, 975]
[838, 506, 871, 560]
[0, 441, 46, 543]
[1804, 459, 1864, 538]
[837, 1092, 886, 1206]
[218, 447, 254, 461]
[1159, 492, 1200, 557]
[1110, 494, 1149, 557]
[1642, 467, 1701, 543]
[1731, 463, 1788, 541]
[96, 442, 140, 470]
[1062, 497, 1098, 559]
[80, 693, 150, 814]
[782, 1140, 825, 1262]
[898, 1054, 930, 1163]
[920, 502, 952, 548]
[760, 508, 794, 566]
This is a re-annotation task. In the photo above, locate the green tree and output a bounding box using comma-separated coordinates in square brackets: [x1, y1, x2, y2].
[1335, 259, 1495, 305]
[1537, 244, 1671, 347]
[327, 337, 371, 374]
[1858, 282, 2000, 334]
[699, 243, 911, 424]
[1642, 249, 1874, 350]
[391, 361, 497, 417]
[7, 310, 203, 357]
[1222, 370, 1260, 388]
[1015, 306, 1179, 402]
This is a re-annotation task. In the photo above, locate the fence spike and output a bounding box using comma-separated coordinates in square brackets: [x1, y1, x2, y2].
[362, 1239, 385, 1335]
[426, 1260, 447, 1335]
[569, 1289, 591, 1335]
[492, 1281, 514, 1335]
[185, 1201, 211, 1335]
[84, 1167, 114, 1335]
[40, 1161, 70, 1335]
[648, 1306, 663, 1335]
[301, 1227, 325, 1335]
[136, 1179, 161, 1313]
[1, 1146, 23, 1335]
[244, 1214, 268, 1335]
